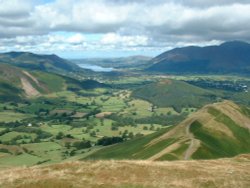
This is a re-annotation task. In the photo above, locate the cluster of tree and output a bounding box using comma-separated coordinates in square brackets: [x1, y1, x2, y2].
[136, 114, 186, 126]
[108, 113, 186, 127]
[55, 132, 74, 139]
[73, 140, 91, 149]
[97, 136, 123, 146]
[0, 121, 22, 128]
[0, 128, 10, 136]
[85, 108, 101, 119]
[108, 114, 136, 127]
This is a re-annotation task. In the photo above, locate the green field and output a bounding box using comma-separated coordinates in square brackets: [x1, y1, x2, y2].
[0, 111, 33, 122]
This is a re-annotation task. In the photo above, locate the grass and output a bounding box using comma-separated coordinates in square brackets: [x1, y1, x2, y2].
[132, 138, 177, 159]
[0, 155, 249, 188]
[190, 113, 250, 159]
[21, 142, 62, 152]
[46, 91, 89, 104]
[212, 108, 250, 151]
[132, 79, 218, 112]
[0, 111, 33, 122]
[171, 143, 189, 157]
[40, 124, 72, 135]
[21, 142, 63, 163]
[32, 71, 65, 92]
[96, 96, 126, 112]
[0, 132, 36, 142]
[86, 127, 172, 160]
[122, 99, 153, 118]
[240, 106, 250, 118]
[158, 153, 178, 161]
[0, 153, 42, 167]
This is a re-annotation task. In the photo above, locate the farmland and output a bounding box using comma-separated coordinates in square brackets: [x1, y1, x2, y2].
[0, 72, 250, 166]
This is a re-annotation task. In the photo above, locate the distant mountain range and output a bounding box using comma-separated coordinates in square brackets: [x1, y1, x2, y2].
[147, 41, 250, 74]
[0, 52, 79, 73]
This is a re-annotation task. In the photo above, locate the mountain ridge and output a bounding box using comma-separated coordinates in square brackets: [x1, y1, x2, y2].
[0, 51, 80, 73]
[147, 41, 250, 74]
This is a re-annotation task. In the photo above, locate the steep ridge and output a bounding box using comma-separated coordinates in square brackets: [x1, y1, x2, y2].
[87, 100, 250, 160]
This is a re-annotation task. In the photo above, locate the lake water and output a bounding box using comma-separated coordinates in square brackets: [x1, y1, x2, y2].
[78, 64, 114, 72]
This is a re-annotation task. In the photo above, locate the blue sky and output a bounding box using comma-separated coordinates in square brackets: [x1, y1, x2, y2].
[0, 0, 249, 58]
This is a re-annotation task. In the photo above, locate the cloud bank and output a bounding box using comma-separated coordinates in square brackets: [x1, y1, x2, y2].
[0, 0, 249, 57]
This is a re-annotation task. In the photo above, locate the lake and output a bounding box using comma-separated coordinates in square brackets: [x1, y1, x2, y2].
[78, 64, 114, 72]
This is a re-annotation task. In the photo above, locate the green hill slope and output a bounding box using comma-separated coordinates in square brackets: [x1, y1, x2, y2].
[0, 64, 65, 101]
[0, 51, 79, 73]
[86, 101, 250, 160]
[132, 79, 218, 112]
[0, 64, 108, 102]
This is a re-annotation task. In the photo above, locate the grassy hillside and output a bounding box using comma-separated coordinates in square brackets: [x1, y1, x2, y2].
[87, 101, 250, 160]
[132, 79, 218, 112]
[0, 52, 79, 73]
[0, 154, 249, 188]
[0, 64, 66, 101]
[86, 127, 174, 160]
[0, 64, 108, 102]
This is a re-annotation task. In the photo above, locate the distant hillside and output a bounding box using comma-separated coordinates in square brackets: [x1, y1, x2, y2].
[0, 64, 108, 102]
[87, 101, 250, 160]
[0, 64, 66, 101]
[147, 41, 250, 74]
[1, 155, 250, 188]
[132, 79, 218, 112]
[0, 51, 79, 73]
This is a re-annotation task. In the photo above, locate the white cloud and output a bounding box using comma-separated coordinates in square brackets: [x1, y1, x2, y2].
[0, 0, 250, 56]
[66, 33, 85, 44]
[101, 33, 148, 47]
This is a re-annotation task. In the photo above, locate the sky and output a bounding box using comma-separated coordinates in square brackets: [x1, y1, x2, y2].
[0, 0, 250, 58]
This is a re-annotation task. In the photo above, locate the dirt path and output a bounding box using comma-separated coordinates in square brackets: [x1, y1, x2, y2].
[148, 142, 180, 161]
[184, 123, 200, 160]
[21, 77, 40, 97]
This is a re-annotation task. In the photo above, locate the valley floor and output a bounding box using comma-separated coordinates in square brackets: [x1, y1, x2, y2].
[0, 154, 249, 188]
